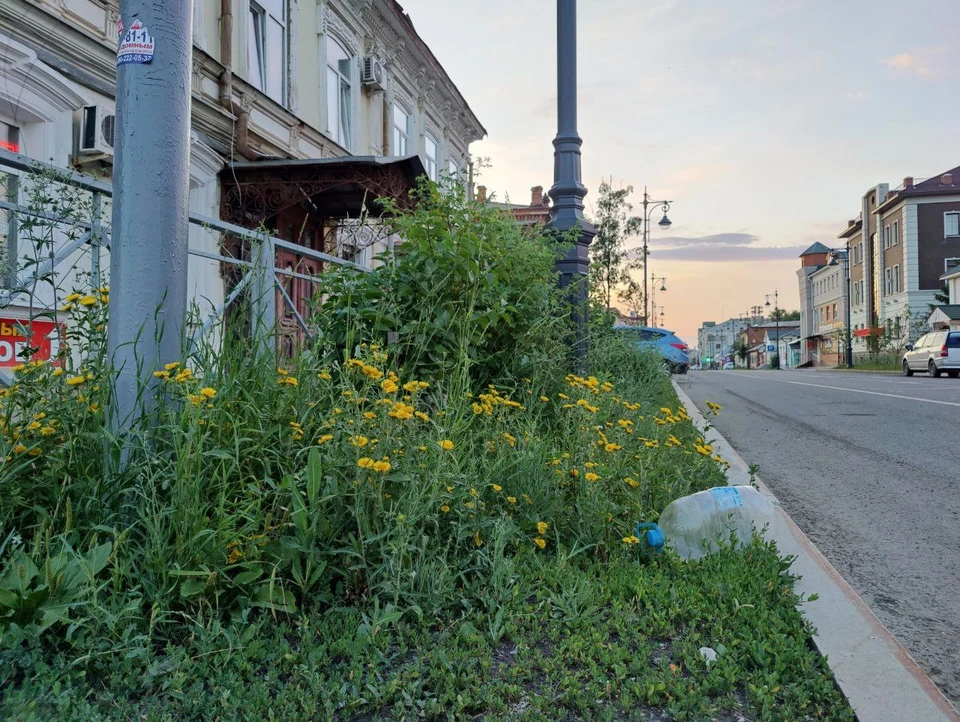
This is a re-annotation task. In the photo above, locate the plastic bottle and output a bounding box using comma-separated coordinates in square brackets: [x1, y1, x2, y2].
[636, 485, 780, 560]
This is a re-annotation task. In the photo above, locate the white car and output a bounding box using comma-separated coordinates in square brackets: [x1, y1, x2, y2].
[722, 361, 735, 371]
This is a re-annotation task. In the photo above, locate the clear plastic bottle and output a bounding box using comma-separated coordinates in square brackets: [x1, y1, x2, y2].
[637, 485, 780, 560]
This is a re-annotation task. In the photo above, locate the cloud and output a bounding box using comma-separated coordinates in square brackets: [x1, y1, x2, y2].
[628, 232, 806, 262]
[845, 90, 869, 101]
[882, 46, 955, 79]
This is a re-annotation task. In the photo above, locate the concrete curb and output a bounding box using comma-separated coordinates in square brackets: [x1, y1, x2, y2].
[673, 380, 960, 722]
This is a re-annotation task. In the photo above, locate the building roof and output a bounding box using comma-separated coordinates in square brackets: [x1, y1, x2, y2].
[876, 164, 960, 212]
[931, 305, 960, 321]
[800, 242, 831, 256]
[766, 327, 801, 340]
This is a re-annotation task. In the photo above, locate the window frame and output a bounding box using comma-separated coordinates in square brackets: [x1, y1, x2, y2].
[248, 0, 286, 105]
[945, 212, 960, 238]
[248, 2, 267, 94]
[0, 120, 20, 288]
[392, 104, 411, 156]
[893, 264, 900, 293]
[325, 36, 354, 150]
[892, 219, 899, 246]
[424, 133, 439, 181]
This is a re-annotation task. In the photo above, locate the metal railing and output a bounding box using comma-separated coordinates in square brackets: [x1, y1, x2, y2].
[0, 147, 368, 358]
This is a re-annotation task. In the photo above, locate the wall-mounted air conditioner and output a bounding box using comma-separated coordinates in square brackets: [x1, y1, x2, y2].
[78, 105, 116, 158]
[361, 57, 386, 92]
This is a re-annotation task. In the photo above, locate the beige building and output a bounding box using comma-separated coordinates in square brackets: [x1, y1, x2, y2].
[0, 0, 485, 370]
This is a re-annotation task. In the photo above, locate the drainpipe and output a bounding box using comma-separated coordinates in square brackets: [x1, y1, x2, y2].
[219, 0, 256, 160]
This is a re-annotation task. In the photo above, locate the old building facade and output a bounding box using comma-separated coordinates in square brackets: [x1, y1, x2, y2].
[0, 0, 484, 373]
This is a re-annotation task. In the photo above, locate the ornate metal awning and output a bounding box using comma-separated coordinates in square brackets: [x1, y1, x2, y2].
[220, 155, 427, 227]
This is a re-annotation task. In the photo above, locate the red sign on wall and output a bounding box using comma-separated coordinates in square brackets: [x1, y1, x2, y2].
[0, 319, 65, 367]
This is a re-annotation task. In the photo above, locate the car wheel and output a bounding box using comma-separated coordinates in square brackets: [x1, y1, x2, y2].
[902, 360, 913, 377]
[929, 360, 942, 378]
[948, 371, 959, 378]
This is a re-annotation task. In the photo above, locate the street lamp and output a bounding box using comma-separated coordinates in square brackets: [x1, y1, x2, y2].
[765, 289, 780, 369]
[650, 275, 667, 327]
[641, 188, 673, 325]
[547, 0, 596, 372]
[828, 246, 854, 369]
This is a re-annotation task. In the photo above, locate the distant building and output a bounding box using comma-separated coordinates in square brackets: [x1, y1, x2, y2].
[797, 242, 847, 367]
[479, 185, 552, 227]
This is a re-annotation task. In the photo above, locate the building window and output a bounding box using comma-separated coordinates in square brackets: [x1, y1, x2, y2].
[946, 257, 960, 273]
[424, 134, 438, 181]
[884, 267, 892, 295]
[832, 303, 837, 319]
[945, 212, 960, 237]
[248, 0, 286, 104]
[1, 121, 19, 287]
[883, 225, 890, 249]
[447, 159, 460, 180]
[892, 220, 899, 246]
[392, 105, 411, 155]
[894, 265, 900, 293]
[326, 37, 353, 149]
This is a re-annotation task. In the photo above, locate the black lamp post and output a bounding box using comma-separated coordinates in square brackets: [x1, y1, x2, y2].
[765, 289, 780, 369]
[548, 0, 596, 371]
[642, 189, 672, 325]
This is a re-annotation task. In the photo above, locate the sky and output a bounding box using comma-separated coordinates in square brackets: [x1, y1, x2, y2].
[399, 0, 960, 345]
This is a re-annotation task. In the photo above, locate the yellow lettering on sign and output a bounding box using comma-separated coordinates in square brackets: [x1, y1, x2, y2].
[0, 323, 13, 337]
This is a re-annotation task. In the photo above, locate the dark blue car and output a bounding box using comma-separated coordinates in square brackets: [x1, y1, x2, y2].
[613, 325, 690, 374]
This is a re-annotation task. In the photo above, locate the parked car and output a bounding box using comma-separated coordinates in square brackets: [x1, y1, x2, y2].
[722, 361, 736, 371]
[613, 325, 690, 374]
[901, 331, 960, 377]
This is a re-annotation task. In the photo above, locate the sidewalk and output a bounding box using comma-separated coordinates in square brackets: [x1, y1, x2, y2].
[674, 380, 960, 722]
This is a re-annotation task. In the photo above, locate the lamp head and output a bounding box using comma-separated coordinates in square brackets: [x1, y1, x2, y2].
[658, 214, 672, 230]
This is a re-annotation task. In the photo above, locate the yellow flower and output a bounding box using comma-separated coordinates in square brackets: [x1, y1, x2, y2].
[318, 371, 332, 381]
[373, 459, 392, 473]
[507, 496, 517, 504]
[363, 411, 377, 420]
[558, 393, 569, 400]
[537, 521, 548, 535]
[624, 477, 640, 488]
[622, 535, 641, 545]
[152, 370, 170, 379]
[12, 444, 27, 454]
[59, 303, 74, 312]
[27, 421, 42, 431]
[492, 484, 503, 492]
[539, 396, 550, 403]
[381, 379, 399, 394]
[694, 444, 710, 456]
[66, 375, 86, 386]
[418, 446, 427, 452]
[388, 402, 414, 420]
[316, 434, 334, 445]
[569, 468, 579, 477]
[79, 295, 98, 307]
[51, 368, 63, 377]
[278, 376, 298, 386]
[585, 472, 600, 482]
[65, 292, 82, 303]
[534, 537, 546, 550]
[165, 362, 181, 371]
[88, 403, 99, 413]
[584, 462, 597, 469]
[200, 387, 216, 399]
[604, 443, 622, 452]
[40, 426, 56, 437]
[357, 457, 375, 469]
[659, 407, 672, 415]
[440, 504, 451, 513]
[350, 435, 370, 447]
[415, 411, 431, 422]
[439, 439, 454, 451]
[474, 530, 483, 547]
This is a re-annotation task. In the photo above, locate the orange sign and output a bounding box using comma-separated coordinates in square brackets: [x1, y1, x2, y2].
[0, 319, 65, 367]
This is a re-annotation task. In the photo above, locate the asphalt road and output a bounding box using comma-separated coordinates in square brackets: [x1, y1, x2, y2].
[678, 369, 960, 708]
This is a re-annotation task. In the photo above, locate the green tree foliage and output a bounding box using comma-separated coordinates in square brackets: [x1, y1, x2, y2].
[768, 308, 800, 321]
[588, 181, 643, 312]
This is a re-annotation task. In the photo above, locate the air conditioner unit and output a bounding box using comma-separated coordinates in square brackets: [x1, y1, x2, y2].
[361, 57, 386, 91]
[78, 105, 116, 157]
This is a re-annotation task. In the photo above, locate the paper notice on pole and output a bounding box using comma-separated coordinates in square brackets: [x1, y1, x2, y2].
[117, 19, 155, 66]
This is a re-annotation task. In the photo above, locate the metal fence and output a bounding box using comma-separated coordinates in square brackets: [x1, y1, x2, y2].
[0, 147, 367, 360]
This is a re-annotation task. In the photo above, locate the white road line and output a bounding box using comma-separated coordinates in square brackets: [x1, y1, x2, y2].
[743, 375, 960, 408]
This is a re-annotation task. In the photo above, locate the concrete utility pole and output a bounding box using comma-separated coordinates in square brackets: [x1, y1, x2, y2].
[108, 0, 193, 438]
[548, 0, 596, 371]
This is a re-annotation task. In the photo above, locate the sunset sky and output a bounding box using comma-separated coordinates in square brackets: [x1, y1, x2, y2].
[400, 0, 960, 345]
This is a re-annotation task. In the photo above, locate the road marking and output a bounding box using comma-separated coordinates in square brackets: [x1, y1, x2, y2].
[744, 375, 960, 408]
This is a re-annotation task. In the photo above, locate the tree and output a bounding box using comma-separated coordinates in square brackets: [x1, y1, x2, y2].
[732, 338, 749, 367]
[768, 308, 800, 321]
[931, 283, 949, 311]
[588, 181, 643, 311]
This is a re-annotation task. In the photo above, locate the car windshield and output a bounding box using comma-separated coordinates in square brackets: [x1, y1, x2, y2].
[947, 334, 960, 348]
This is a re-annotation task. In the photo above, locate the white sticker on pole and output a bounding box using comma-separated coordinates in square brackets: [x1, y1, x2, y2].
[117, 19, 155, 66]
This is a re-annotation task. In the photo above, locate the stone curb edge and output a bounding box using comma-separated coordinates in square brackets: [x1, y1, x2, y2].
[672, 379, 960, 722]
